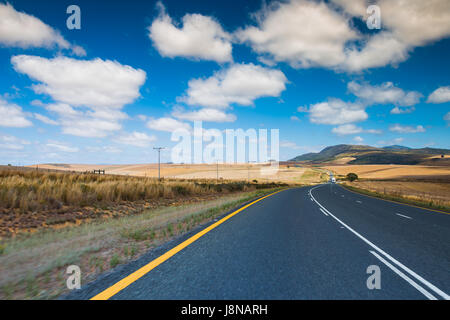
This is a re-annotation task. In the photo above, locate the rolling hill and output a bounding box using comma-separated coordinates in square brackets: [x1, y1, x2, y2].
[290, 144, 450, 165]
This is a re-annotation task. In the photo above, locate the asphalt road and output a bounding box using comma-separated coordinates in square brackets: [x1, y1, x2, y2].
[67, 185, 450, 300]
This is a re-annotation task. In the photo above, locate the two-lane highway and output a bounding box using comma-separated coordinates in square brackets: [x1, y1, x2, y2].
[67, 185, 449, 300]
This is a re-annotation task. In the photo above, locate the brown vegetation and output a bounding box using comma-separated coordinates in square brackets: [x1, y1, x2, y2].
[344, 180, 450, 212]
[30, 163, 326, 184]
[324, 164, 450, 180]
[327, 164, 450, 212]
[0, 189, 280, 299]
[0, 169, 285, 237]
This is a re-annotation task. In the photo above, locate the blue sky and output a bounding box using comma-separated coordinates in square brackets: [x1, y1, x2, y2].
[0, 0, 449, 164]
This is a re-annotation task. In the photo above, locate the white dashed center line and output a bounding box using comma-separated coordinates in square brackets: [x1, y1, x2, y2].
[319, 208, 329, 216]
[309, 185, 449, 300]
[396, 213, 412, 220]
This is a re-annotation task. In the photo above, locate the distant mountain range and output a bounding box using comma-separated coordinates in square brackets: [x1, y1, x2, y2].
[290, 144, 450, 165]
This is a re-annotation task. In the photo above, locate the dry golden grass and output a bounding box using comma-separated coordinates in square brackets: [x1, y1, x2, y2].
[426, 155, 450, 159]
[0, 169, 272, 212]
[0, 188, 279, 299]
[345, 180, 450, 211]
[31, 163, 325, 184]
[0, 168, 288, 237]
[324, 164, 450, 180]
[0, 170, 203, 212]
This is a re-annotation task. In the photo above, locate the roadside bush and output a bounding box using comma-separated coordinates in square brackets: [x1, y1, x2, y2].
[173, 185, 190, 196]
[346, 173, 358, 182]
[109, 254, 121, 268]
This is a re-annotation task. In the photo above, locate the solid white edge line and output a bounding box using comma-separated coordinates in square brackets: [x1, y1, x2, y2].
[396, 213, 412, 220]
[309, 185, 450, 300]
[369, 250, 437, 300]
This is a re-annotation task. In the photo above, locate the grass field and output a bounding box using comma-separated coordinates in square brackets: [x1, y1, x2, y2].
[0, 167, 286, 237]
[30, 163, 326, 184]
[343, 181, 450, 213]
[327, 164, 450, 212]
[324, 164, 450, 180]
[0, 188, 280, 299]
[0, 166, 289, 299]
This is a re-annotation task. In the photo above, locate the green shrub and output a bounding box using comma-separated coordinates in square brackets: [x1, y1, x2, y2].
[173, 185, 190, 196]
[110, 254, 121, 268]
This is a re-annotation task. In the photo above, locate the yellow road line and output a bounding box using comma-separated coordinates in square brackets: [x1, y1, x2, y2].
[342, 185, 450, 215]
[90, 189, 286, 300]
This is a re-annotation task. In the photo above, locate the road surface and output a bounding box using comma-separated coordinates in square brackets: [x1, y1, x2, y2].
[67, 184, 450, 300]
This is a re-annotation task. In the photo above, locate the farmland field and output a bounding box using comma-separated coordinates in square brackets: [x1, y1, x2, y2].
[29, 163, 326, 184]
[0, 167, 288, 237]
[344, 180, 450, 211]
[327, 164, 450, 212]
[324, 164, 450, 181]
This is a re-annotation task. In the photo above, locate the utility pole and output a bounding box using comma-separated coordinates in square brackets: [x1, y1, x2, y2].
[153, 147, 165, 180]
[216, 161, 219, 181]
[247, 160, 255, 182]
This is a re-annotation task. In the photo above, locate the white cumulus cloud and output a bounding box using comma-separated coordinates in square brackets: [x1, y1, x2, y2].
[348, 81, 422, 106]
[46, 142, 79, 153]
[0, 98, 32, 127]
[147, 117, 191, 132]
[427, 86, 450, 104]
[180, 63, 287, 108]
[12, 55, 146, 109]
[115, 131, 157, 148]
[148, 2, 232, 63]
[309, 99, 367, 125]
[0, 3, 85, 55]
[237, 0, 450, 72]
[332, 124, 363, 135]
[390, 106, 415, 115]
[236, 0, 357, 69]
[389, 124, 425, 133]
[33, 113, 58, 125]
[172, 107, 236, 122]
[11, 55, 146, 138]
[332, 124, 383, 135]
[0, 134, 30, 150]
[343, 0, 450, 71]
